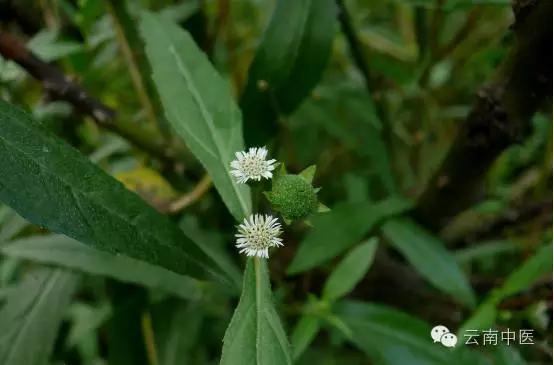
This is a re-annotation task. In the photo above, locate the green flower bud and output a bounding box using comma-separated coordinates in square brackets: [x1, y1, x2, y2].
[266, 174, 318, 221]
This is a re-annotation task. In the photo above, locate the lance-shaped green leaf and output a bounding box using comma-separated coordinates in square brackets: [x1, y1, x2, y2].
[2, 234, 204, 300]
[322, 237, 378, 301]
[0, 268, 79, 365]
[459, 242, 552, 335]
[220, 258, 292, 365]
[288, 197, 411, 274]
[382, 217, 476, 307]
[334, 300, 455, 365]
[291, 314, 320, 361]
[0, 100, 236, 288]
[240, 0, 337, 144]
[139, 11, 251, 221]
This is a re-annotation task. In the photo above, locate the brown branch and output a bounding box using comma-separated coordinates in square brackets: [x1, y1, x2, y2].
[0, 31, 180, 164]
[414, 0, 552, 230]
[0, 31, 115, 123]
[105, 0, 158, 127]
[168, 174, 213, 214]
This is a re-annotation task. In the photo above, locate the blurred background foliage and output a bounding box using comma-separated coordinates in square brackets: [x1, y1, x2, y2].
[0, 0, 551, 364]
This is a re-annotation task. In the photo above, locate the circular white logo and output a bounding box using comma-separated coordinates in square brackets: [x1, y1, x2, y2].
[431, 325, 458, 347]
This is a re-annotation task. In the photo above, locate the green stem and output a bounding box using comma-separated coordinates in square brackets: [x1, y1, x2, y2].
[254, 257, 262, 363]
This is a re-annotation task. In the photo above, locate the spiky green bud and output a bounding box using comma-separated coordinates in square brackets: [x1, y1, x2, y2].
[266, 174, 318, 221]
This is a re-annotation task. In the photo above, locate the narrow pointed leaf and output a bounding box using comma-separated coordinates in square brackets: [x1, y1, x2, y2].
[322, 237, 378, 301]
[0, 101, 235, 287]
[291, 314, 321, 360]
[288, 197, 411, 274]
[459, 243, 552, 334]
[139, 11, 251, 221]
[382, 217, 476, 307]
[334, 300, 454, 365]
[241, 0, 338, 144]
[298, 165, 316, 183]
[0, 268, 79, 365]
[2, 234, 204, 300]
[220, 258, 292, 365]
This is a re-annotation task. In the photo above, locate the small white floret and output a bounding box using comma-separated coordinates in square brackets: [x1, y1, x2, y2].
[235, 214, 283, 258]
[230, 147, 277, 184]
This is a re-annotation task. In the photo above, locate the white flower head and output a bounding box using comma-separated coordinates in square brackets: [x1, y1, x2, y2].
[230, 147, 277, 184]
[235, 214, 283, 258]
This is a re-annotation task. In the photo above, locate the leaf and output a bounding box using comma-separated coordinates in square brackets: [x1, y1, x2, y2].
[106, 282, 149, 365]
[152, 301, 204, 365]
[289, 85, 396, 196]
[0, 100, 236, 287]
[139, 12, 251, 221]
[495, 242, 552, 298]
[2, 234, 203, 300]
[459, 243, 552, 334]
[0, 268, 79, 365]
[287, 197, 411, 275]
[381, 218, 476, 307]
[0, 209, 28, 244]
[291, 314, 321, 361]
[454, 240, 520, 263]
[299, 165, 317, 184]
[27, 29, 83, 62]
[240, 0, 337, 144]
[334, 300, 453, 365]
[322, 238, 379, 301]
[220, 258, 292, 365]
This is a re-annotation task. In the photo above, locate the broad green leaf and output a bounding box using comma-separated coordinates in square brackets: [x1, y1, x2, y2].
[2, 234, 203, 300]
[322, 238, 379, 301]
[220, 258, 292, 365]
[241, 0, 337, 144]
[381, 218, 476, 307]
[459, 243, 552, 334]
[291, 314, 321, 361]
[288, 197, 411, 275]
[0, 268, 79, 365]
[139, 12, 251, 221]
[0, 100, 235, 287]
[334, 300, 452, 365]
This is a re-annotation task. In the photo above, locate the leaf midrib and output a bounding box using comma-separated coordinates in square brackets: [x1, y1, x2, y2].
[169, 45, 250, 219]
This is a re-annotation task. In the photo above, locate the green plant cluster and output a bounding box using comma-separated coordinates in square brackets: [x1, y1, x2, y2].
[0, 0, 551, 365]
